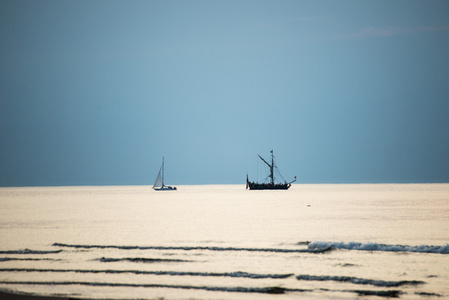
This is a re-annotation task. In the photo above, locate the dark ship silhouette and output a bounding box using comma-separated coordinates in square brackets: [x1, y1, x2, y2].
[246, 150, 296, 190]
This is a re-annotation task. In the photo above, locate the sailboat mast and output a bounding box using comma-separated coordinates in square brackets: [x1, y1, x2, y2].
[162, 157, 165, 186]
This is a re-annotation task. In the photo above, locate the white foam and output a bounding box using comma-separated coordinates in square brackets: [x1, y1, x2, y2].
[308, 241, 449, 254]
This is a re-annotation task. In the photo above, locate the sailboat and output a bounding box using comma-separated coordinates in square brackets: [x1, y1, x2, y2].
[246, 150, 296, 190]
[153, 157, 177, 191]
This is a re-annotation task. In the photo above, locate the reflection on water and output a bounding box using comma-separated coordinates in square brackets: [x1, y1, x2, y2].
[0, 184, 448, 299]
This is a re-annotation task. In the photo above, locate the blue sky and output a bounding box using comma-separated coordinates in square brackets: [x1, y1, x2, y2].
[1, 0, 449, 186]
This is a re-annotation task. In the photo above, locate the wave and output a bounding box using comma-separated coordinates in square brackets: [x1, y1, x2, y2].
[297, 274, 424, 287]
[0, 280, 406, 297]
[0, 249, 62, 255]
[308, 241, 449, 254]
[53, 243, 331, 254]
[98, 257, 190, 263]
[351, 289, 402, 297]
[0, 280, 305, 294]
[0, 258, 59, 262]
[0, 268, 293, 279]
[415, 292, 442, 297]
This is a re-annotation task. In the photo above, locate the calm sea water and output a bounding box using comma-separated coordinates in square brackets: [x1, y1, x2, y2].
[0, 184, 448, 299]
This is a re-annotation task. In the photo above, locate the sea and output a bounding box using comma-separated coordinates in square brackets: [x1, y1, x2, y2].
[0, 184, 448, 299]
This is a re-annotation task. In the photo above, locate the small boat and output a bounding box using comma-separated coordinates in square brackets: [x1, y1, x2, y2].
[153, 157, 177, 191]
[246, 150, 296, 190]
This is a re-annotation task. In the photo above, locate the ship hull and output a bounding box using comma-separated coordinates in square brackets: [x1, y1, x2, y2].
[154, 186, 177, 191]
[247, 182, 291, 190]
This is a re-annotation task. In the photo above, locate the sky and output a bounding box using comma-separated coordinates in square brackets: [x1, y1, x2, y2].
[1, 0, 449, 186]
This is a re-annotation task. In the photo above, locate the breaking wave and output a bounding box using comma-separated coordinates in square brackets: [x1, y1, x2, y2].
[0, 268, 293, 279]
[308, 241, 449, 254]
[296, 274, 424, 287]
[53, 243, 331, 253]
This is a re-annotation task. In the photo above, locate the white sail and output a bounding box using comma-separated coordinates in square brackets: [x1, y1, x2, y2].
[153, 157, 176, 191]
[153, 167, 163, 188]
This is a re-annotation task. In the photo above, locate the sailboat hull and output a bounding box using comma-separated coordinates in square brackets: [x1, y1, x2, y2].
[153, 186, 177, 191]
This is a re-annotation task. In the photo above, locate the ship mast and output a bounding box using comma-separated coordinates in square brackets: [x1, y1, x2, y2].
[258, 150, 274, 184]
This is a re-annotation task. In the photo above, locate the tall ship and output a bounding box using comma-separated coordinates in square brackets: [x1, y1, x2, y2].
[246, 150, 296, 190]
[153, 157, 177, 191]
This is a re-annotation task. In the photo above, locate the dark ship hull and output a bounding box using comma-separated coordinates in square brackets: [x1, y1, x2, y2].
[247, 182, 291, 190]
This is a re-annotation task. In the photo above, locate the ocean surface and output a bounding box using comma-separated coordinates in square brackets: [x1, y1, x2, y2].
[0, 184, 448, 299]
